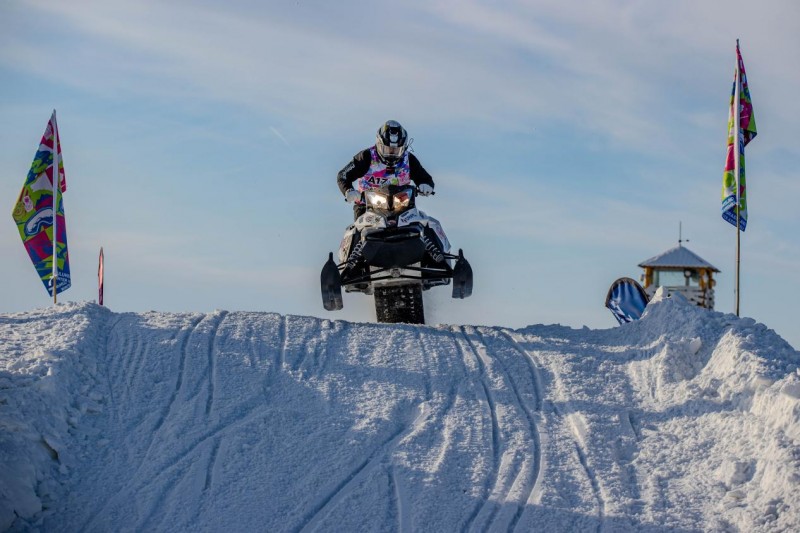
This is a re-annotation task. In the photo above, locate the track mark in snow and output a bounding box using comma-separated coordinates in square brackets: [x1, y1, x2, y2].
[154, 406, 264, 484]
[288, 317, 313, 373]
[151, 315, 205, 435]
[502, 332, 548, 516]
[459, 327, 547, 532]
[106, 315, 147, 416]
[106, 314, 131, 380]
[390, 464, 411, 533]
[279, 315, 288, 370]
[415, 327, 461, 479]
[297, 404, 427, 533]
[243, 314, 281, 386]
[205, 311, 228, 416]
[453, 326, 503, 533]
[502, 331, 546, 413]
[138, 432, 225, 531]
[86, 401, 270, 533]
[627, 410, 641, 441]
[415, 329, 433, 401]
[567, 413, 606, 530]
[507, 331, 606, 531]
[105, 316, 136, 423]
[314, 320, 344, 379]
[296, 428, 404, 533]
[102, 315, 124, 420]
[487, 328, 545, 531]
[79, 314, 183, 533]
[120, 326, 142, 397]
[204, 437, 221, 491]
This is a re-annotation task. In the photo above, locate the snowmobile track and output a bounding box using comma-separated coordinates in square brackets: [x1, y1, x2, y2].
[492, 328, 545, 531]
[317, 320, 347, 379]
[100, 314, 123, 425]
[459, 327, 547, 532]
[280, 315, 338, 377]
[451, 325, 504, 533]
[296, 404, 427, 533]
[79, 313, 207, 532]
[389, 463, 410, 533]
[279, 314, 288, 370]
[415, 328, 433, 401]
[152, 314, 205, 435]
[567, 413, 606, 532]
[205, 311, 228, 416]
[124, 313, 206, 490]
[204, 437, 221, 492]
[81, 402, 269, 532]
[507, 331, 606, 532]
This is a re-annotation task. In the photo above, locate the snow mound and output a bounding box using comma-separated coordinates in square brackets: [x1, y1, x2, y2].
[1, 296, 798, 531]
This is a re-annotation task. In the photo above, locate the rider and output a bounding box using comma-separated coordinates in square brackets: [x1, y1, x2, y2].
[337, 120, 435, 220]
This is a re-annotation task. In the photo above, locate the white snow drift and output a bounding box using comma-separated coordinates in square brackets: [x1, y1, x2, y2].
[1, 291, 798, 532]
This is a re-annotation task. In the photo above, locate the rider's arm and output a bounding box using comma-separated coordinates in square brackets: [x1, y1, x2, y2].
[337, 150, 371, 195]
[408, 154, 435, 189]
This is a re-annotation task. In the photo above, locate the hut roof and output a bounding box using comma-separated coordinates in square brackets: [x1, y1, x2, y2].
[638, 245, 720, 272]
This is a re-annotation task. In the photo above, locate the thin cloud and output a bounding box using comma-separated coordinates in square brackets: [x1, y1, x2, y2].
[270, 127, 291, 148]
[4, 0, 797, 157]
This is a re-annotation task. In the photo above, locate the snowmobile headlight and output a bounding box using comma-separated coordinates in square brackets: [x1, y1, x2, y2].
[393, 189, 412, 209]
[365, 190, 390, 210]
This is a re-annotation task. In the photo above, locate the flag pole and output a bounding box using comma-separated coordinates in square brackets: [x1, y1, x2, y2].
[733, 41, 741, 317]
[98, 246, 105, 306]
[52, 110, 59, 305]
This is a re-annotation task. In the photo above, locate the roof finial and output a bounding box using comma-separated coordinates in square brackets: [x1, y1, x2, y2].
[679, 221, 690, 247]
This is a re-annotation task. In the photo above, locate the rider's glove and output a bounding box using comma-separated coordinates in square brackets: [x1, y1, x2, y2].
[344, 189, 360, 203]
[418, 184, 434, 196]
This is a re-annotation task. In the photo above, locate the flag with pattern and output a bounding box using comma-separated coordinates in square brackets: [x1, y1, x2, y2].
[721, 42, 757, 231]
[11, 111, 71, 296]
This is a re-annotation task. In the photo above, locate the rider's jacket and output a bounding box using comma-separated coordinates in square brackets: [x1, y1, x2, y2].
[355, 147, 411, 192]
[337, 146, 435, 196]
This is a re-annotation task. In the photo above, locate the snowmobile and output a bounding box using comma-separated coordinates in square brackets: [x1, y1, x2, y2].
[320, 183, 472, 324]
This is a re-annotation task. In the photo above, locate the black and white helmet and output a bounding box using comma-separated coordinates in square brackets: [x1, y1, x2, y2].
[375, 120, 408, 165]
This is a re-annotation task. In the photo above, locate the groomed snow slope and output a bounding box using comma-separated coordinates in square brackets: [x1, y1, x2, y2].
[1, 291, 799, 532]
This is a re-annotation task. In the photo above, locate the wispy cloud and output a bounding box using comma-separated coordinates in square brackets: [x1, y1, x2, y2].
[3, 0, 798, 155]
[270, 127, 291, 148]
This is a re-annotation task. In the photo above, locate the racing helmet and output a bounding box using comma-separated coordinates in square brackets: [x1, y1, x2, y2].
[375, 120, 408, 165]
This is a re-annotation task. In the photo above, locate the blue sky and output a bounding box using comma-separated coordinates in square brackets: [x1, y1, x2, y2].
[1, 0, 799, 347]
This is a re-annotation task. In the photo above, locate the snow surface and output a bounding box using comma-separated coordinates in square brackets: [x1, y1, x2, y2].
[1, 290, 799, 532]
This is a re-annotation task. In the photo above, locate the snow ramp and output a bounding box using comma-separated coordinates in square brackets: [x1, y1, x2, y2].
[1, 294, 799, 532]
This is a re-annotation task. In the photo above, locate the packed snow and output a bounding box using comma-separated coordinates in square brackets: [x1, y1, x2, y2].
[1, 290, 798, 532]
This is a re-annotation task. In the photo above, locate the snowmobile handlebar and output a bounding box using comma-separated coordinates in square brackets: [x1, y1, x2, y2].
[347, 184, 434, 204]
[370, 184, 435, 197]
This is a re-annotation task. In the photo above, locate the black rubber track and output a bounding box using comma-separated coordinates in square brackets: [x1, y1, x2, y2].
[374, 284, 425, 324]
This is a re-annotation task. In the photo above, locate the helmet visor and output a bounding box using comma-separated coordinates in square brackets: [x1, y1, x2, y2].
[377, 142, 405, 161]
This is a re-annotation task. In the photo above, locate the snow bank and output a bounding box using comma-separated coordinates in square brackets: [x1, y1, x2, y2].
[606, 289, 800, 530]
[0, 296, 797, 531]
[0, 304, 108, 530]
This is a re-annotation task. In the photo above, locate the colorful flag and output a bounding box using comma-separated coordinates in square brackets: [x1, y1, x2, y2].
[721, 42, 757, 231]
[11, 111, 71, 296]
[98, 247, 105, 306]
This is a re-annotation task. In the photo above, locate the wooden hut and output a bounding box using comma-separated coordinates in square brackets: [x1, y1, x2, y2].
[638, 244, 720, 309]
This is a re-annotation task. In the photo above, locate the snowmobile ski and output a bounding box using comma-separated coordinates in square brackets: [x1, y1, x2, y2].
[320, 252, 343, 311]
[452, 249, 473, 299]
